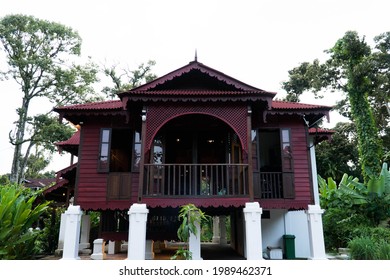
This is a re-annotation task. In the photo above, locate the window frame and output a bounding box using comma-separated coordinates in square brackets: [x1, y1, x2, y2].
[97, 128, 112, 173]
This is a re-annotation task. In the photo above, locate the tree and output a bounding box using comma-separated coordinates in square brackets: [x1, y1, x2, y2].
[0, 14, 100, 184]
[102, 60, 157, 99]
[315, 122, 361, 182]
[282, 31, 389, 182]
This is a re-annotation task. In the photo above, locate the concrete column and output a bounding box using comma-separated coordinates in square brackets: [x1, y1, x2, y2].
[108, 240, 121, 255]
[243, 202, 263, 260]
[212, 216, 220, 243]
[79, 215, 91, 251]
[219, 215, 227, 245]
[309, 138, 320, 205]
[127, 203, 149, 260]
[306, 204, 327, 260]
[91, 239, 106, 260]
[189, 216, 202, 260]
[55, 213, 67, 256]
[145, 240, 155, 260]
[61, 205, 83, 260]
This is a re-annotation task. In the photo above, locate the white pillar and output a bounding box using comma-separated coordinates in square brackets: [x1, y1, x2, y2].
[309, 138, 320, 205]
[306, 204, 327, 260]
[243, 202, 263, 260]
[219, 216, 227, 245]
[79, 215, 91, 250]
[61, 205, 83, 260]
[189, 217, 202, 260]
[212, 216, 220, 243]
[91, 239, 106, 260]
[127, 203, 149, 260]
[55, 213, 67, 256]
[145, 240, 155, 260]
[108, 240, 121, 254]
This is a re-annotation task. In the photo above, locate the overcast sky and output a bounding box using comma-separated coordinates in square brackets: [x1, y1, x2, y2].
[0, 0, 389, 175]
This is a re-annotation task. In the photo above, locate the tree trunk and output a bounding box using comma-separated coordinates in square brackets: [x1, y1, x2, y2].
[10, 97, 30, 184]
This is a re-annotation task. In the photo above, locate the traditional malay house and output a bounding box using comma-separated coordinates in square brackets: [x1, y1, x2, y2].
[53, 59, 332, 260]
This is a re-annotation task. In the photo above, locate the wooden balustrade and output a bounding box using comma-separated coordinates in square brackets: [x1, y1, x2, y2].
[143, 164, 249, 197]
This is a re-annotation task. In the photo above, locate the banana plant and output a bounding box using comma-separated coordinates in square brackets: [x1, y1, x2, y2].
[367, 163, 390, 196]
[319, 163, 390, 225]
[318, 173, 366, 208]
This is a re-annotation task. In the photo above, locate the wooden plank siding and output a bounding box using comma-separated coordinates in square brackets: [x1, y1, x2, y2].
[75, 124, 139, 210]
[74, 116, 314, 210]
[289, 122, 312, 203]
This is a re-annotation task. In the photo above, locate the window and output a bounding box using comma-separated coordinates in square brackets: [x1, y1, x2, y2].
[258, 129, 282, 172]
[281, 128, 293, 172]
[98, 129, 111, 172]
[133, 131, 142, 171]
[98, 128, 134, 173]
[255, 128, 295, 199]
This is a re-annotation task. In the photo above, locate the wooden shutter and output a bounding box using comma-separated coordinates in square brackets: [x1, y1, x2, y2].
[107, 173, 132, 200]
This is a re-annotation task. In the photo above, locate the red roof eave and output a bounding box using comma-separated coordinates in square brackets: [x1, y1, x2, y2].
[55, 163, 77, 181]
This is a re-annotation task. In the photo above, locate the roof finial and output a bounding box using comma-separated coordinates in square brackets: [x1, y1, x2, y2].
[194, 49, 198, 62]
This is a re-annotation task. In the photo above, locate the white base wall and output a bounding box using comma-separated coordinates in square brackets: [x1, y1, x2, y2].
[261, 209, 310, 259]
[285, 210, 310, 258]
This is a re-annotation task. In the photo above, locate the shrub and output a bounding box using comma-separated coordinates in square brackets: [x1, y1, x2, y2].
[35, 206, 65, 254]
[322, 208, 370, 250]
[348, 236, 390, 260]
[376, 241, 390, 259]
[348, 237, 377, 260]
[0, 184, 50, 259]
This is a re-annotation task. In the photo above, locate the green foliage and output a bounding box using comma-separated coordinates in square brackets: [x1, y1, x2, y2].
[102, 60, 157, 99]
[176, 203, 209, 243]
[320, 163, 390, 251]
[200, 218, 213, 242]
[351, 226, 390, 244]
[283, 30, 389, 182]
[322, 208, 370, 250]
[171, 204, 210, 260]
[348, 237, 378, 260]
[30, 114, 75, 153]
[318, 173, 365, 209]
[0, 14, 99, 183]
[348, 235, 390, 260]
[0, 184, 50, 259]
[315, 122, 361, 182]
[170, 248, 192, 260]
[35, 206, 65, 254]
[0, 174, 10, 185]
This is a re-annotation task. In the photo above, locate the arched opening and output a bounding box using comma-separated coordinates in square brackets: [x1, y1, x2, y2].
[143, 114, 248, 197]
[152, 114, 241, 165]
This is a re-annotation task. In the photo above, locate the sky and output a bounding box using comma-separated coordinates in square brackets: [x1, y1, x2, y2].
[0, 0, 389, 175]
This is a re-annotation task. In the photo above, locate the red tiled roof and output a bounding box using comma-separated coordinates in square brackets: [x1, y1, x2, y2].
[127, 90, 274, 96]
[129, 60, 269, 92]
[54, 99, 332, 113]
[56, 129, 80, 146]
[55, 100, 122, 111]
[271, 100, 332, 110]
[55, 163, 77, 181]
[43, 178, 69, 195]
[23, 178, 55, 188]
[309, 127, 335, 134]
